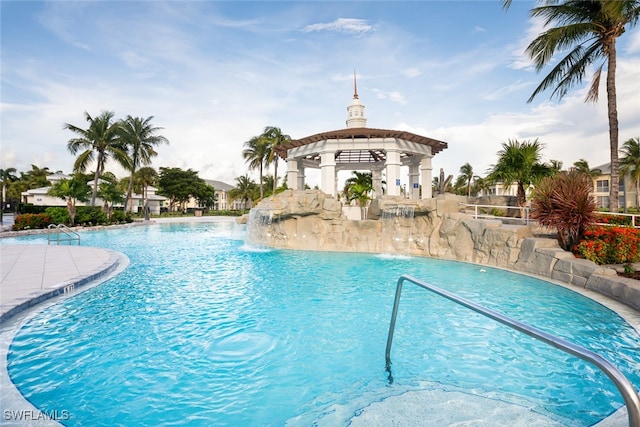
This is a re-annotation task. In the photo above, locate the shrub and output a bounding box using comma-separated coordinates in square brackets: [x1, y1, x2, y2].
[594, 213, 632, 226]
[12, 213, 52, 231]
[45, 207, 70, 225]
[75, 206, 108, 226]
[574, 226, 640, 265]
[531, 171, 596, 251]
[110, 209, 132, 223]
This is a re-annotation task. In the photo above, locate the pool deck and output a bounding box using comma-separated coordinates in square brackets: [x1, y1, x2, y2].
[0, 217, 637, 426]
[0, 245, 126, 322]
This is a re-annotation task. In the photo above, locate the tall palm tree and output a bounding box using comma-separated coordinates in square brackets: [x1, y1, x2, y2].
[487, 139, 553, 213]
[459, 163, 475, 197]
[620, 137, 640, 208]
[119, 116, 168, 212]
[523, 0, 640, 213]
[242, 135, 270, 200]
[263, 126, 291, 194]
[65, 111, 129, 206]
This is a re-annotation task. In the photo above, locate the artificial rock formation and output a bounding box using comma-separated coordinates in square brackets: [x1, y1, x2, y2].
[240, 190, 639, 310]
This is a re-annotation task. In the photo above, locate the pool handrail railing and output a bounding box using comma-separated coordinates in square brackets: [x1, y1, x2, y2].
[385, 274, 640, 427]
[47, 223, 80, 246]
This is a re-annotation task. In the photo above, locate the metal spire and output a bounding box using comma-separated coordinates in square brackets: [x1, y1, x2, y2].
[353, 70, 359, 99]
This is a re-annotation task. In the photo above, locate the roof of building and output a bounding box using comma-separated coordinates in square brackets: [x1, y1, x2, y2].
[274, 127, 448, 160]
[204, 180, 234, 191]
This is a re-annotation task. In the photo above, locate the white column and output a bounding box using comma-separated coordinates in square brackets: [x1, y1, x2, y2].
[409, 162, 420, 200]
[287, 158, 299, 190]
[420, 156, 433, 199]
[297, 164, 306, 191]
[386, 149, 401, 196]
[320, 151, 336, 196]
[372, 168, 383, 199]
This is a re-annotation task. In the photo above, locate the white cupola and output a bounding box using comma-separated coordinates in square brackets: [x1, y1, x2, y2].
[346, 71, 367, 128]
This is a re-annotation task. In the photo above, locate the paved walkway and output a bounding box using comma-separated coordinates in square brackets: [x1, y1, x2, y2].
[0, 245, 125, 321]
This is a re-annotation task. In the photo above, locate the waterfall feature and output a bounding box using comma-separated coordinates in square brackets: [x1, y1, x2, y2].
[246, 208, 282, 246]
[381, 205, 415, 254]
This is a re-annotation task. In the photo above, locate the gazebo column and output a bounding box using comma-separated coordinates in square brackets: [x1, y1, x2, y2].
[386, 149, 401, 196]
[297, 162, 306, 191]
[320, 151, 337, 197]
[420, 155, 433, 199]
[286, 158, 300, 190]
[372, 168, 383, 199]
[408, 162, 420, 200]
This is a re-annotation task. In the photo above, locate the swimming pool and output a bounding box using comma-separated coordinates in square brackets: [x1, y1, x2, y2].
[2, 220, 639, 426]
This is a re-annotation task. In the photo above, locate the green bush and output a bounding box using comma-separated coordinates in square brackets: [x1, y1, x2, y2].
[45, 207, 70, 225]
[12, 213, 52, 230]
[110, 209, 132, 223]
[75, 206, 108, 226]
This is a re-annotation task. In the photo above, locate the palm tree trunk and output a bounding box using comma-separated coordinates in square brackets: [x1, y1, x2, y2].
[606, 38, 619, 213]
[259, 165, 264, 200]
[91, 159, 101, 207]
[127, 173, 135, 212]
[273, 160, 278, 194]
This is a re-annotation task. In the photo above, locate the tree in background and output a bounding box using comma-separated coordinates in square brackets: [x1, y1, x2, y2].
[157, 167, 205, 213]
[487, 139, 553, 214]
[119, 115, 168, 212]
[47, 174, 91, 225]
[263, 126, 291, 194]
[343, 171, 373, 218]
[97, 172, 125, 220]
[523, 0, 640, 213]
[458, 163, 475, 197]
[230, 174, 257, 210]
[620, 137, 640, 209]
[0, 167, 17, 222]
[242, 135, 270, 200]
[572, 159, 603, 178]
[135, 166, 159, 220]
[65, 111, 129, 206]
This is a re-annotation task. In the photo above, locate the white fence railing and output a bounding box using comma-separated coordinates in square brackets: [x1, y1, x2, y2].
[460, 203, 639, 228]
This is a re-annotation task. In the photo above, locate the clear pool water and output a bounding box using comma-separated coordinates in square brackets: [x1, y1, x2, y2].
[3, 220, 640, 426]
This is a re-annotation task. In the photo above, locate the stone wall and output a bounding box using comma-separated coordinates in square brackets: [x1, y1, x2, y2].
[241, 190, 639, 311]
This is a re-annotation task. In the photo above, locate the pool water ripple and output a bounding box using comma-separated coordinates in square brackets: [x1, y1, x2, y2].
[2, 221, 640, 426]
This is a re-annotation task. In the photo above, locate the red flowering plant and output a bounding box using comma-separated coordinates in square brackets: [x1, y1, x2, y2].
[574, 226, 640, 265]
[531, 171, 596, 251]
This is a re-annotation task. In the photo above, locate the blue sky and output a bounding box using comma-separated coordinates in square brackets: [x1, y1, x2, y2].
[2, 1, 639, 187]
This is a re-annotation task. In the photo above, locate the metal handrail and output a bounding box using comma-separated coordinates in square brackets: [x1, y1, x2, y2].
[47, 224, 80, 245]
[459, 203, 530, 225]
[385, 274, 640, 427]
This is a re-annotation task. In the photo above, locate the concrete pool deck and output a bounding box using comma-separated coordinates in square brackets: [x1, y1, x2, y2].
[0, 216, 637, 426]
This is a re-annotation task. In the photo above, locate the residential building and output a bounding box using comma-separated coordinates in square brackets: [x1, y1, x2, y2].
[590, 163, 638, 210]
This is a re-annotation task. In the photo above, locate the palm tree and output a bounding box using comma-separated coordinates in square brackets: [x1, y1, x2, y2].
[459, 163, 475, 197]
[135, 166, 159, 220]
[0, 167, 17, 224]
[242, 135, 270, 200]
[65, 111, 129, 206]
[620, 137, 640, 209]
[487, 139, 553, 214]
[119, 116, 168, 212]
[343, 171, 373, 219]
[229, 174, 257, 210]
[47, 174, 91, 225]
[263, 126, 291, 194]
[572, 158, 603, 178]
[523, 0, 640, 213]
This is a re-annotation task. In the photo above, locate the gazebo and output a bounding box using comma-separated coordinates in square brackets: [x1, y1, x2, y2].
[275, 75, 448, 200]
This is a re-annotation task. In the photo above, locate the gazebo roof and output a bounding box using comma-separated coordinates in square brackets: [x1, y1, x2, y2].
[275, 127, 448, 160]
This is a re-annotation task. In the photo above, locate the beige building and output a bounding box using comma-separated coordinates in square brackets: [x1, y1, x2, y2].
[21, 173, 168, 215]
[590, 163, 638, 210]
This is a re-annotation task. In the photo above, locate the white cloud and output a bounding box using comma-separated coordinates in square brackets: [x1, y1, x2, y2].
[302, 18, 375, 35]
